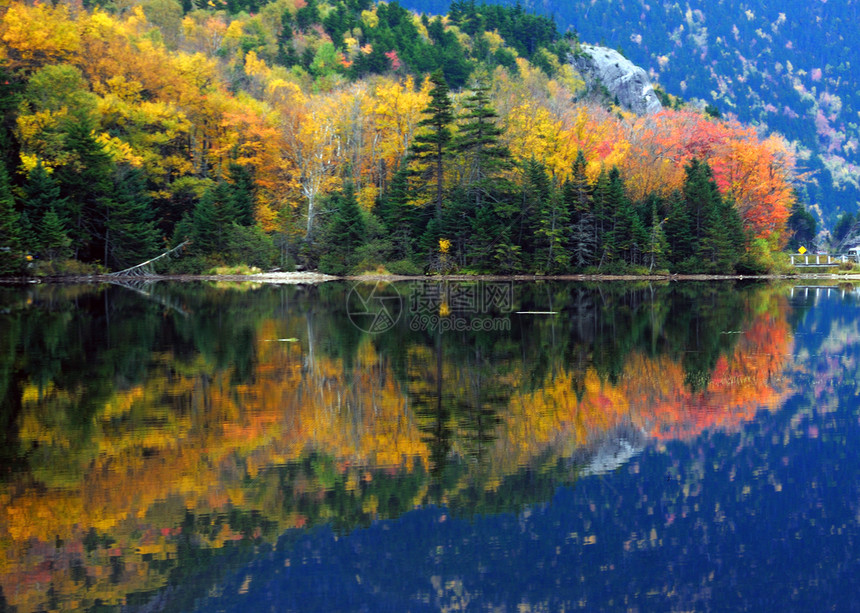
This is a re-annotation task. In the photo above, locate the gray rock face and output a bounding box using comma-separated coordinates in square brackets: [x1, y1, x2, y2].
[571, 44, 662, 115]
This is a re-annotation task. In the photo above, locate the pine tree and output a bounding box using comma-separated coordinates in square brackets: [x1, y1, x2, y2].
[0, 162, 20, 275]
[645, 199, 668, 272]
[455, 78, 510, 208]
[107, 165, 161, 269]
[54, 113, 114, 261]
[228, 162, 256, 227]
[41, 207, 71, 261]
[682, 157, 720, 246]
[192, 181, 235, 255]
[378, 165, 417, 260]
[518, 157, 551, 263]
[326, 182, 365, 264]
[535, 185, 570, 273]
[21, 160, 65, 255]
[599, 167, 632, 267]
[664, 189, 694, 266]
[564, 151, 596, 269]
[0, 163, 19, 252]
[411, 69, 454, 220]
[786, 196, 817, 252]
[590, 168, 612, 257]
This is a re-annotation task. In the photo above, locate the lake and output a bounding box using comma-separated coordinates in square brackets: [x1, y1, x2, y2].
[0, 280, 858, 612]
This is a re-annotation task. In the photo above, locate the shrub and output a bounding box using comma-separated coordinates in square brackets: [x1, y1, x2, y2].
[385, 259, 423, 275]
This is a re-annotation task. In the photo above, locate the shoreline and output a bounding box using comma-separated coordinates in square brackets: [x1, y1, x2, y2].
[4, 271, 860, 284]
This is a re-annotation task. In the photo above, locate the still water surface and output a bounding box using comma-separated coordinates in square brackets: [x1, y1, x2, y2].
[0, 280, 858, 612]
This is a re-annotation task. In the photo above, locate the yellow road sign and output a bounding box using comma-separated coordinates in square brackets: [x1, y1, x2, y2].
[798, 246, 807, 254]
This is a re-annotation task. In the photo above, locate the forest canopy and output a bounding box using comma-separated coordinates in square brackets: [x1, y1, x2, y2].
[0, 0, 805, 275]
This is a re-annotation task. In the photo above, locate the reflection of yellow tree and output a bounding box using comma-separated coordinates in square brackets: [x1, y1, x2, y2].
[0, 296, 794, 611]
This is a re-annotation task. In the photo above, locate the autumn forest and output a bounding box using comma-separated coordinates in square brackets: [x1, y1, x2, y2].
[0, 0, 815, 276]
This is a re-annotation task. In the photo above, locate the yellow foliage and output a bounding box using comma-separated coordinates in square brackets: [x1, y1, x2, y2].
[360, 8, 379, 29]
[483, 30, 505, 53]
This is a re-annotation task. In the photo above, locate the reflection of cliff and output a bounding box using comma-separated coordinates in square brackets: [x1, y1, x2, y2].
[0, 283, 794, 612]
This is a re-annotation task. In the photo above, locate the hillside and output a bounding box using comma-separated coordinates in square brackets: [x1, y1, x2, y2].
[0, 0, 803, 275]
[401, 0, 859, 231]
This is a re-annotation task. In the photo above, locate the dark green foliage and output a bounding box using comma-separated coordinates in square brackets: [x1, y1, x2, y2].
[106, 165, 161, 270]
[410, 69, 454, 220]
[664, 190, 693, 264]
[455, 79, 511, 208]
[320, 182, 366, 274]
[295, 0, 320, 30]
[377, 166, 418, 260]
[227, 163, 256, 227]
[0, 162, 19, 252]
[53, 112, 115, 262]
[40, 207, 72, 261]
[227, 223, 276, 268]
[191, 181, 236, 255]
[785, 197, 817, 252]
[20, 160, 65, 255]
[0, 162, 22, 275]
[832, 211, 854, 245]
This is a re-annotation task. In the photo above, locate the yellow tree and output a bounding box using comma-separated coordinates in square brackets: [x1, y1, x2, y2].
[269, 80, 342, 238]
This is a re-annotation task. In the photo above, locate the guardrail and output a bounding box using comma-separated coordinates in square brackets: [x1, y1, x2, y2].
[789, 254, 859, 267]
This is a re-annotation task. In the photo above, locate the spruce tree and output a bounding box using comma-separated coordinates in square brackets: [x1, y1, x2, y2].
[565, 151, 596, 269]
[682, 157, 721, 246]
[107, 166, 161, 269]
[328, 182, 365, 261]
[228, 163, 256, 227]
[600, 167, 633, 267]
[21, 160, 65, 255]
[590, 168, 612, 257]
[786, 196, 817, 252]
[411, 69, 454, 220]
[378, 165, 417, 260]
[41, 207, 71, 261]
[192, 181, 235, 255]
[0, 163, 20, 275]
[518, 157, 551, 263]
[645, 199, 668, 272]
[664, 189, 694, 267]
[455, 78, 510, 208]
[0, 163, 19, 252]
[54, 113, 114, 261]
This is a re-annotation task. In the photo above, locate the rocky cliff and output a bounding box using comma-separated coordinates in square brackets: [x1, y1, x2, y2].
[572, 44, 662, 115]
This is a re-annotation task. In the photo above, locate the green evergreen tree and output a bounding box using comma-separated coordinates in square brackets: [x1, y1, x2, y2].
[54, 113, 115, 261]
[20, 160, 65, 254]
[786, 196, 817, 252]
[564, 151, 596, 269]
[321, 182, 365, 273]
[0, 163, 19, 251]
[410, 69, 454, 220]
[378, 165, 417, 260]
[644, 198, 668, 272]
[227, 162, 256, 227]
[599, 167, 632, 267]
[682, 157, 720, 246]
[106, 165, 161, 269]
[590, 168, 612, 257]
[535, 186, 570, 273]
[40, 207, 72, 261]
[455, 78, 510, 208]
[517, 157, 551, 264]
[832, 211, 855, 245]
[664, 189, 694, 267]
[192, 181, 236, 255]
[0, 162, 21, 275]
